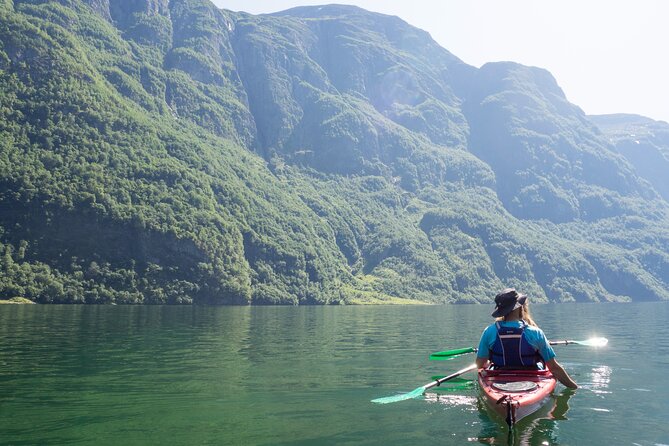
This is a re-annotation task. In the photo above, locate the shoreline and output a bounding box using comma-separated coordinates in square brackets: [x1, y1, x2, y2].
[0, 298, 36, 304]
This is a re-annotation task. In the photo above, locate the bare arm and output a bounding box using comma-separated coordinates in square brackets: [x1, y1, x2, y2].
[476, 356, 489, 369]
[546, 358, 578, 389]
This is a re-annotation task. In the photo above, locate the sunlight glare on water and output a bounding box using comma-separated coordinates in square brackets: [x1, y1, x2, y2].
[583, 337, 609, 347]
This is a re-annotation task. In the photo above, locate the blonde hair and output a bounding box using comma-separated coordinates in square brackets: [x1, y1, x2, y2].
[496, 301, 538, 327]
[518, 302, 537, 327]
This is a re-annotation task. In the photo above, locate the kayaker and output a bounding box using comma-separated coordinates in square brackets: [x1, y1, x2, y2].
[475, 288, 578, 389]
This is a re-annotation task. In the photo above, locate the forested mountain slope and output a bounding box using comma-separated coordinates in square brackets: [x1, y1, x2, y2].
[1, 0, 667, 304]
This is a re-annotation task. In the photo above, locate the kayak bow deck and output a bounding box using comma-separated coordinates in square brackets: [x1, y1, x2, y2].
[478, 368, 557, 427]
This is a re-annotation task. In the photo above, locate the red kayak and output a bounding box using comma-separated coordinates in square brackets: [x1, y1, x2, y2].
[478, 367, 557, 427]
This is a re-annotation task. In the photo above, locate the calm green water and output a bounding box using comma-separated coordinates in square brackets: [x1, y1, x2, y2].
[1, 303, 668, 445]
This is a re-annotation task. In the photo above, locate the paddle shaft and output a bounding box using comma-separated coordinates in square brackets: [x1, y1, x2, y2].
[429, 338, 608, 360]
[423, 363, 478, 391]
[549, 340, 576, 346]
[442, 340, 576, 355]
[436, 340, 584, 354]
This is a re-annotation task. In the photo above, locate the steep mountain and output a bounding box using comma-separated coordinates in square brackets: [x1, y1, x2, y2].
[590, 114, 669, 201]
[1, 0, 668, 304]
[463, 63, 655, 223]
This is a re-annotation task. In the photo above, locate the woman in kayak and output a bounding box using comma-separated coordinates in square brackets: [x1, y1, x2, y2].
[475, 288, 578, 389]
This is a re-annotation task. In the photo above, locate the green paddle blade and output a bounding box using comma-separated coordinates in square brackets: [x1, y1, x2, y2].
[428, 377, 475, 391]
[430, 377, 473, 384]
[429, 352, 468, 361]
[372, 363, 477, 404]
[371, 386, 425, 404]
[429, 347, 477, 360]
[427, 384, 474, 392]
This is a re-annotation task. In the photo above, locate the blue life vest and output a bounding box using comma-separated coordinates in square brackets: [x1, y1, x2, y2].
[490, 321, 543, 368]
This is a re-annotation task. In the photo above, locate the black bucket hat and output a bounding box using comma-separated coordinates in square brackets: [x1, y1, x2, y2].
[491, 288, 527, 318]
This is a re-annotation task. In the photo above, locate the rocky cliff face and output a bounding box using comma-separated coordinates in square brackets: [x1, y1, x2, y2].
[72, 1, 655, 222]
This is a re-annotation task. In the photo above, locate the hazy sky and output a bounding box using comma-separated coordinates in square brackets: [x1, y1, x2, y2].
[213, 0, 669, 124]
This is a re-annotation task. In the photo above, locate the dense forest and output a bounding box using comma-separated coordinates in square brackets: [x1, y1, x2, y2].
[1, 0, 668, 304]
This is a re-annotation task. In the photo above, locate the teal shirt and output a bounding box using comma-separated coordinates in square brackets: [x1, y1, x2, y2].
[476, 320, 556, 362]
